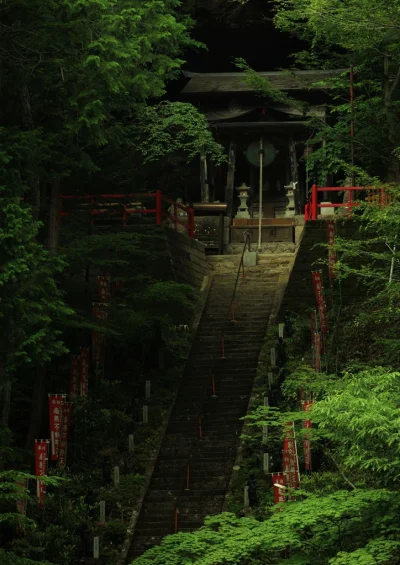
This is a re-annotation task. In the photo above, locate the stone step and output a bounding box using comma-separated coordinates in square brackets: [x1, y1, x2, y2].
[127, 260, 291, 557]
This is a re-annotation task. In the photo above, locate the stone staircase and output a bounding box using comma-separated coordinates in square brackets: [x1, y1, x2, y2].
[126, 255, 293, 562]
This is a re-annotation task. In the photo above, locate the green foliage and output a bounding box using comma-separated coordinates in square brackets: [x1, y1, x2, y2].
[0, 549, 54, 565]
[135, 102, 226, 164]
[132, 489, 400, 564]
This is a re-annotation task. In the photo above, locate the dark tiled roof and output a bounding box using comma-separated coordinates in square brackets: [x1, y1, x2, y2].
[181, 69, 347, 94]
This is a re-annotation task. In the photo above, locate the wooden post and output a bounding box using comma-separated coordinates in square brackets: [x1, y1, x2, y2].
[155, 190, 162, 225]
[48, 179, 60, 257]
[93, 537, 99, 559]
[200, 150, 209, 203]
[270, 348, 276, 368]
[258, 137, 264, 251]
[244, 485, 250, 508]
[278, 323, 284, 339]
[226, 138, 236, 217]
[263, 453, 270, 473]
[289, 139, 300, 214]
[99, 501, 106, 523]
[218, 211, 225, 255]
[113, 466, 120, 487]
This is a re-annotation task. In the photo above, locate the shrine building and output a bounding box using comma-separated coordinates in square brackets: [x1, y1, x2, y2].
[180, 69, 346, 250]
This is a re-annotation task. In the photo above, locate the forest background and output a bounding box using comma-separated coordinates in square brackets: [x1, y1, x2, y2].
[1, 1, 400, 564]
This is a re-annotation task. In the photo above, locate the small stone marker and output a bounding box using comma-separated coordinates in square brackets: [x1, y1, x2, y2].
[113, 466, 120, 487]
[263, 396, 269, 406]
[93, 536, 99, 559]
[263, 453, 270, 473]
[145, 380, 151, 400]
[244, 485, 250, 508]
[278, 323, 284, 339]
[143, 405, 148, 424]
[99, 501, 106, 523]
[128, 434, 134, 453]
[262, 425, 268, 445]
[243, 250, 258, 267]
[270, 348, 276, 368]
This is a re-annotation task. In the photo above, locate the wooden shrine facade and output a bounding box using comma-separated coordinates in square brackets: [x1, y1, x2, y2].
[181, 69, 346, 229]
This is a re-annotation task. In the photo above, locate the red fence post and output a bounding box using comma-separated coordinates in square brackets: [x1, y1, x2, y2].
[311, 184, 318, 220]
[188, 207, 195, 239]
[155, 190, 162, 226]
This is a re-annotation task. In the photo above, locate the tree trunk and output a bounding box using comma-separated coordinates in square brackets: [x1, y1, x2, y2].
[48, 179, 60, 256]
[1, 379, 12, 427]
[226, 138, 236, 217]
[384, 56, 400, 182]
[19, 77, 41, 219]
[25, 367, 48, 468]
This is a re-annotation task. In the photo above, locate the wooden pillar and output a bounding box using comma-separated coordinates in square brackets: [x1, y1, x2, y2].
[200, 150, 209, 203]
[226, 138, 236, 217]
[48, 179, 60, 257]
[289, 138, 300, 215]
[218, 212, 224, 255]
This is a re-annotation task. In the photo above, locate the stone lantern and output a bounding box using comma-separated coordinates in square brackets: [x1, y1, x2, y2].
[284, 182, 297, 217]
[235, 183, 250, 219]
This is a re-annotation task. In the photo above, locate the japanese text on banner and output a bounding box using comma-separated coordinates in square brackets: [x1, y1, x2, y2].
[48, 394, 66, 460]
[58, 402, 73, 470]
[70, 355, 80, 399]
[97, 276, 110, 302]
[35, 440, 49, 508]
[312, 271, 328, 333]
[272, 473, 286, 505]
[303, 401, 313, 471]
[327, 220, 337, 280]
[80, 346, 90, 397]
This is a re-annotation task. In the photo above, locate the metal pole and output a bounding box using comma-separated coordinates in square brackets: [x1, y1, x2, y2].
[350, 65, 355, 186]
[258, 137, 264, 251]
[389, 236, 397, 284]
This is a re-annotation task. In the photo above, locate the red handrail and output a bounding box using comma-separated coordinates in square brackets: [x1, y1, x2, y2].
[58, 190, 195, 238]
[306, 185, 389, 221]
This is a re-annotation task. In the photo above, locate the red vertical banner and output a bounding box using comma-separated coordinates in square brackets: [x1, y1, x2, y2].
[303, 401, 313, 471]
[272, 473, 286, 504]
[35, 440, 50, 508]
[70, 355, 80, 399]
[80, 346, 90, 398]
[283, 423, 300, 494]
[92, 303, 107, 373]
[327, 220, 337, 281]
[48, 394, 66, 460]
[58, 402, 73, 470]
[312, 271, 328, 333]
[97, 276, 110, 302]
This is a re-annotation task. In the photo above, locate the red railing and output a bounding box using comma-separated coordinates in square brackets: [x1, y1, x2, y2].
[58, 190, 195, 238]
[305, 185, 390, 221]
